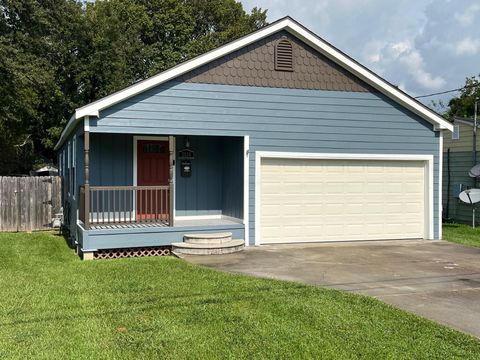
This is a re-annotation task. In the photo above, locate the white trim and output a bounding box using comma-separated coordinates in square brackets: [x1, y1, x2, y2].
[72, 20, 287, 122]
[427, 157, 434, 239]
[174, 214, 243, 224]
[170, 136, 176, 220]
[254, 151, 435, 245]
[284, 20, 453, 132]
[439, 132, 443, 239]
[71, 136, 76, 200]
[54, 17, 452, 150]
[175, 215, 222, 221]
[243, 136, 250, 246]
[67, 139, 71, 198]
[84, 116, 90, 132]
[255, 151, 261, 246]
[222, 214, 245, 224]
[451, 124, 460, 140]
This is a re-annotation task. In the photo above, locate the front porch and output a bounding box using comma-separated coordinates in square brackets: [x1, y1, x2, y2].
[78, 216, 244, 253]
[76, 133, 246, 254]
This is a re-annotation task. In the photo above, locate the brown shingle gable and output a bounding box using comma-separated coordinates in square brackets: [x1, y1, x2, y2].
[178, 31, 375, 92]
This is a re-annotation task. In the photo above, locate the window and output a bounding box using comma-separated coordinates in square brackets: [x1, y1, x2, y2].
[59, 153, 63, 177]
[66, 142, 70, 197]
[71, 137, 76, 197]
[143, 143, 165, 153]
[452, 125, 460, 140]
[275, 38, 293, 71]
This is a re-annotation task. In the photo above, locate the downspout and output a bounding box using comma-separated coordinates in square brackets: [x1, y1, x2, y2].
[446, 148, 451, 220]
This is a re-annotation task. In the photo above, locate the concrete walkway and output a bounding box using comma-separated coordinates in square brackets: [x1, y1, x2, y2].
[183, 240, 480, 338]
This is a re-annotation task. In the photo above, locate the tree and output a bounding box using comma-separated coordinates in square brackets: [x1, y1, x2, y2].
[0, 0, 268, 175]
[447, 75, 480, 119]
[0, 0, 86, 174]
[78, 0, 267, 101]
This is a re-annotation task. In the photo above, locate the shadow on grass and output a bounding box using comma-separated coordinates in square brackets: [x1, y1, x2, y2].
[52, 227, 75, 250]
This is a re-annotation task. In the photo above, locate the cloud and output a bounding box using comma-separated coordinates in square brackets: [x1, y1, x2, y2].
[363, 39, 446, 92]
[454, 3, 480, 26]
[398, 49, 446, 90]
[455, 37, 480, 56]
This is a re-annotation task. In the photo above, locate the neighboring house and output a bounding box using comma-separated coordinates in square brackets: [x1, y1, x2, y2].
[443, 117, 479, 223]
[55, 17, 453, 259]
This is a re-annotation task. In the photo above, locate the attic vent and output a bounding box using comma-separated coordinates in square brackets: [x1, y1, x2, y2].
[275, 39, 293, 71]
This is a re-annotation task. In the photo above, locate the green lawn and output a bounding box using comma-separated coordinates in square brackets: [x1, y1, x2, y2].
[1, 233, 479, 359]
[443, 223, 480, 248]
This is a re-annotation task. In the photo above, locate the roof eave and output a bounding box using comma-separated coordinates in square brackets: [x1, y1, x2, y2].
[55, 16, 453, 151]
[282, 20, 453, 132]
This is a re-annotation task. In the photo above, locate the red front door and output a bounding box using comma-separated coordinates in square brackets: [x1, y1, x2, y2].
[137, 139, 169, 220]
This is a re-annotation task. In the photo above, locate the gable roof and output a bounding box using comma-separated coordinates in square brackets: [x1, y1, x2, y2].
[55, 16, 453, 150]
[178, 30, 375, 92]
[454, 117, 477, 127]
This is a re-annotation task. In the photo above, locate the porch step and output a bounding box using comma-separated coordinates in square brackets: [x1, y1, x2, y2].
[172, 239, 244, 255]
[183, 232, 232, 244]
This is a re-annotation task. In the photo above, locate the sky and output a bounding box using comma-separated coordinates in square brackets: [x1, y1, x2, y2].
[241, 0, 480, 108]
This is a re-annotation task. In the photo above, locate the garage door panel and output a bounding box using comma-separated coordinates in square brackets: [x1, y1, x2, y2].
[260, 158, 426, 244]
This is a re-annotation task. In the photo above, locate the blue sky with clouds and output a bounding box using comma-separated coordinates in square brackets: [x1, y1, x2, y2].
[241, 0, 480, 106]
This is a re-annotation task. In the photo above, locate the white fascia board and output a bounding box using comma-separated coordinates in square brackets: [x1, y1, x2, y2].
[54, 114, 77, 150]
[55, 17, 453, 151]
[55, 19, 289, 150]
[283, 20, 453, 132]
[74, 20, 288, 120]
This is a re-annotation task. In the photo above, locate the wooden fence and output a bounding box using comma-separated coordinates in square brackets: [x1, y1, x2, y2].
[0, 176, 62, 232]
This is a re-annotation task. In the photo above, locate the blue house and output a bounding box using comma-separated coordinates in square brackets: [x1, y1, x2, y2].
[55, 17, 453, 260]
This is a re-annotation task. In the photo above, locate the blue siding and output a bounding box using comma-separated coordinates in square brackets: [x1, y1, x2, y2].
[78, 223, 244, 250]
[90, 133, 133, 186]
[221, 137, 244, 219]
[60, 124, 84, 242]
[92, 82, 441, 244]
[86, 134, 243, 218]
[175, 135, 223, 216]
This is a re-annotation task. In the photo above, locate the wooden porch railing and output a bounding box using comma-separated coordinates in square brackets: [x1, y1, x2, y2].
[79, 185, 173, 229]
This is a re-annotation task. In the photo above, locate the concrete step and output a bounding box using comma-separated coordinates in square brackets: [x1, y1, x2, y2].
[183, 232, 232, 244]
[172, 239, 244, 255]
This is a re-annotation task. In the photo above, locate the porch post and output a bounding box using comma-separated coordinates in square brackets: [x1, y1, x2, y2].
[169, 136, 175, 227]
[83, 117, 90, 230]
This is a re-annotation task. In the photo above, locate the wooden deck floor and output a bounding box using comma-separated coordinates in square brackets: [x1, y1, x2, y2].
[89, 217, 242, 230]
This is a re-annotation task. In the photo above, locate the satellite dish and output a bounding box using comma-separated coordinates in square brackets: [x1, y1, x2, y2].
[459, 189, 480, 204]
[469, 164, 480, 178]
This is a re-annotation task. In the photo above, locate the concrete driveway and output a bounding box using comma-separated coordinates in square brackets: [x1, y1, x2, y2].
[183, 240, 480, 338]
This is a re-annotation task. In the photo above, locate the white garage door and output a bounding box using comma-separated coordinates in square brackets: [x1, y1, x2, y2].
[259, 158, 426, 244]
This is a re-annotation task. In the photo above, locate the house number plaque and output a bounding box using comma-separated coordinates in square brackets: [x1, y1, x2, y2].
[178, 140, 195, 178]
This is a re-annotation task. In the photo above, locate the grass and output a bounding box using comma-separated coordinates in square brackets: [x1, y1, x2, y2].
[0, 233, 479, 359]
[443, 223, 480, 248]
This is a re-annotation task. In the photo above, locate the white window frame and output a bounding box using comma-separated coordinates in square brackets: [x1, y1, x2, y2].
[452, 125, 460, 140]
[67, 140, 71, 197]
[71, 136, 76, 199]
